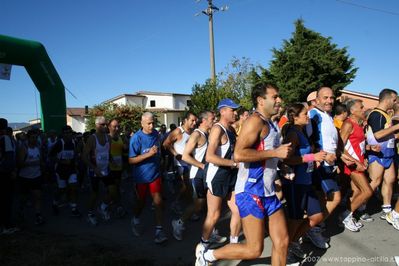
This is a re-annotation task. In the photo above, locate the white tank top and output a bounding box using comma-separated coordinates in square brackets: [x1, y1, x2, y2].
[19, 146, 41, 179]
[173, 126, 190, 167]
[94, 134, 110, 176]
[189, 129, 208, 179]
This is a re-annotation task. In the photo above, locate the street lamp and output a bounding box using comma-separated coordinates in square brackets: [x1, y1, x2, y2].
[195, 0, 228, 82]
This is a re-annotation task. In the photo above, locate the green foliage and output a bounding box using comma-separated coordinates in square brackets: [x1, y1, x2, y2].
[260, 19, 357, 104]
[85, 103, 151, 132]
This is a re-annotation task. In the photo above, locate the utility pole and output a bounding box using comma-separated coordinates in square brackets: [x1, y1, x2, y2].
[196, 0, 228, 82]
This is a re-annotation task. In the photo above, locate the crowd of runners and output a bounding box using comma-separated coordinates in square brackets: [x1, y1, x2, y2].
[1, 84, 399, 266]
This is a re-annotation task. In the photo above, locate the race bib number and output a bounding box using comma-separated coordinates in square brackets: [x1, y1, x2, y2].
[306, 161, 314, 173]
[387, 138, 395, 148]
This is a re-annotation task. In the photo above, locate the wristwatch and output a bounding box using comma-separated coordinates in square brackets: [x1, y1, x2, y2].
[232, 162, 237, 168]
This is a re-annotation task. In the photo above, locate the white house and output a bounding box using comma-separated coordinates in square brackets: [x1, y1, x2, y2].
[103, 91, 191, 127]
[67, 107, 89, 133]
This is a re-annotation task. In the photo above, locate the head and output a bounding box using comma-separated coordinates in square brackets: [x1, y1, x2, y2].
[141, 112, 155, 134]
[238, 108, 249, 122]
[182, 112, 197, 131]
[169, 123, 177, 132]
[251, 83, 281, 117]
[334, 103, 348, 120]
[316, 87, 335, 112]
[306, 91, 317, 108]
[379, 88, 397, 109]
[6, 127, 13, 137]
[108, 118, 120, 136]
[286, 103, 309, 126]
[0, 118, 8, 136]
[95, 116, 107, 133]
[393, 103, 399, 115]
[61, 125, 73, 141]
[346, 99, 365, 121]
[197, 111, 215, 131]
[217, 98, 240, 124]
[26, 129, 38, 146]
[159, 124, 166, 133]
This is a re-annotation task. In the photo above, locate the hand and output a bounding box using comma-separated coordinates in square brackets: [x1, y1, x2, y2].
[325, 153, 337, 165]
[314, 151, 327, 162]
[174, 154, 182, 161]
[280, 164, 295, 180]
[148, 145, 158, 156]
[94, 167, 103, 177]
[341, 153, 355, 166]
[274, 143, 292, 159]
[370, 144, 381, 153]
[355, 161, 367, 172]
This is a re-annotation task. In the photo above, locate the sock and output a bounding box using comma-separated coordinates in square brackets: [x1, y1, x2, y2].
[101, 202, 108, 211]
[382, 205, 392, 213]
[358, 204, 366, 212]
[133, 217, 140, 225]
[201, 237, 210, 248]
[230, 236, 239, 243]
[204, 249, 216, 262]
[155, 226, 163, 234]
[392, 210, 399, 219]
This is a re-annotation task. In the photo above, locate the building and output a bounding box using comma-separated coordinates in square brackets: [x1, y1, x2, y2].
[338, 89, 379, 110]
[103, 91, 191, 127]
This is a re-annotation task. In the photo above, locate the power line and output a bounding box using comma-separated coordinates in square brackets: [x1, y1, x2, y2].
[336, 0, 399, 16]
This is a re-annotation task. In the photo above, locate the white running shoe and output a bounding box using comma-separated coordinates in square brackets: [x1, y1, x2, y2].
[98, 206, 110, 221]
[130, 218, 141, 237]
[386, 211, 399, 231]
[209, 229, 227, 244]
[359, 213, 374, 222]
[172, 219, 184, 241]
[342, 217, 360, 232]
[195, 243, 212, 266]
[306, 227, 330, 249]
[87, 213, 98, 226]
[154, 229, 168, 244]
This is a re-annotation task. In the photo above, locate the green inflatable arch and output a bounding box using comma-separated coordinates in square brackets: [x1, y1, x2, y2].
[0, 34, 66, 132]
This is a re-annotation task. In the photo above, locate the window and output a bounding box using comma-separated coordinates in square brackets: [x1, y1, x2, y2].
[186, 100, 192, 107]
[150, 100, 156, 107]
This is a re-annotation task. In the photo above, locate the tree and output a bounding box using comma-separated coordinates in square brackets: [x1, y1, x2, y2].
[262, 19, 357, 103]
[85, 103, 150, 133]
[189, 57, 257, 114]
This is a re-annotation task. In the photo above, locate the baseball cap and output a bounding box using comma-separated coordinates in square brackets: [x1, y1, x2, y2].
[217, 98, 240, 110]
[306, 91, 317, 102]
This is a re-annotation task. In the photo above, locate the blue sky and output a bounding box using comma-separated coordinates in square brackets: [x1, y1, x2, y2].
[1, 0, 398, 122]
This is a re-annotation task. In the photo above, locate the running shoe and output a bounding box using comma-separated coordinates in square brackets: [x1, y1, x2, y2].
[154, 229, 168, 244]
[359, 213, 374, 222]
[87, 213, 98, 226]
[195, 243, 212, 266]
[380, 212, 388, 220]
[386, 211, 399, 231]
[209, 229, 227, 244]
[35, 214, 45, 226]
[98, 206, 111, 221]
[71, 208, 82, 217]
[306, 227, 330, 249]
[116, 206, 126, 218]
[342, 217, 360, 232]
[286, 249, 301, 266]
[130, 218, 141, 237]
[172, 219, 184, 241]
[289, 241, 307, 259]
[1, 227, 20, 235]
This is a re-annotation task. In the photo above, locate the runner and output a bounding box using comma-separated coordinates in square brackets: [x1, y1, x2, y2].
[83, 116, 115, 225]
[339, 99, 373, 232]
[163, 112, 197, 214]
[108, 119, 127, 218]
[172, 111, 220, 241]
[232, 108, 249, 136]
[50, 125, 81, 217]
[196, 89, 291, 266]
[366, 88, 399, 219]
[281, 103, 326, 262]
[17, 129, 45, 225]
[129, 112, 168, 244]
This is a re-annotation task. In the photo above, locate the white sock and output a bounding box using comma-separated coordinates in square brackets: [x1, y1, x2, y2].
[230, 236, 239, 243]
[392, 210, 399, 219]
[382, 205, 392, 213]
[342, 210, 351, 220]
[133, 217, 140, 225]
[204, 249, 216, 262]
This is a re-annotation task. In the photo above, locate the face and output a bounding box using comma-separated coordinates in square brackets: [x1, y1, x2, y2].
[240, 111, 249, 121]
[351, 101, 365, 120]
[316, 87, 335, 112]
[184, 114, 197, 130]
[204, 112, 215, 130]
[220, 107, 236, 124]
[260, 87, 281, 116]
[63, 130, 73, 141]
[96, 118, 107, 133]
[387, 93, 398, 109]
[108, 120, 120, 135]
[141, 116, 154, 134]
[28, 134, 38, 145]
[294, 107, 309, 126]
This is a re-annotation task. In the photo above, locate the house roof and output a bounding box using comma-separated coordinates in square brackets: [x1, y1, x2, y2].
[102, 93, 145, 104]
[340, 89, 378, 100]
[146, 108, 186, 113]
[137, 90, 191, 97]
[67, 107, 88, 117]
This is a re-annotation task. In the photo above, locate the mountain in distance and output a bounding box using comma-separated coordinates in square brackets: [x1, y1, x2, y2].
[8, 122, 29, 130]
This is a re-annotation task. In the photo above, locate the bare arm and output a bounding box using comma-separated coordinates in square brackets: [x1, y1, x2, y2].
[163, 128, 180, 157]
[374, 123, 399, 141]
[206, 125, 236, 167]
[182, 131, 205, 169]
[82, 136, 96, 169]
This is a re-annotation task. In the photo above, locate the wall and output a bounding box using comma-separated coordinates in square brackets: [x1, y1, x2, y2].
[173, 95, 191, 110]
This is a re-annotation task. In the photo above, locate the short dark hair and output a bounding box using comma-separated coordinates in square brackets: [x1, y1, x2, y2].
[238, 108, 249, 117]
[334, 103, 348, 116]
[379, 88, 397, 102]
[251, 83, 278, 108]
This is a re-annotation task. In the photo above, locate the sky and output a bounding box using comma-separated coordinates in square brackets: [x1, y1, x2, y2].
[1, 0, 399, 122]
